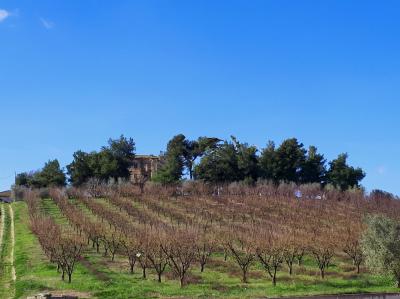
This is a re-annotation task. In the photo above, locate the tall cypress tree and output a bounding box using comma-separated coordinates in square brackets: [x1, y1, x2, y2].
[300, 146, 326, 184]
[274, 138, 306, 183]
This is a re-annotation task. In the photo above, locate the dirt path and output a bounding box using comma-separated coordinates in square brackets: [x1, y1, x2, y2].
[9, 204, 16, 282]
[0, 204, 15, 299]
[79, 256, 110, 282]
[0, 205, 4, 252]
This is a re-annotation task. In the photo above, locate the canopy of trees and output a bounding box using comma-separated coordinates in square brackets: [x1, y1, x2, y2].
[15, 159, 66, 188]
[194, 137, 258, 184]
[15, 134, 365, 192]
[66, 135, 135, 186]
[153, 134, 220, 185]
[193, 136, 364, 190]
[326, 154, 365, 191]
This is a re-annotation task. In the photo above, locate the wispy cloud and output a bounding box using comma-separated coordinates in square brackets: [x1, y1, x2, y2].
[40, 17, 54, 29]
[377, 166, 386, 175]
[0, 9, 10, 22]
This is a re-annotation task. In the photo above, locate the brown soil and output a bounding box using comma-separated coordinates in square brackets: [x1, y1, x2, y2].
[79, 256, 110, 281]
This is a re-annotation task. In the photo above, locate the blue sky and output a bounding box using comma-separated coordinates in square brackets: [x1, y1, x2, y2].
[0, 1, 399, 194]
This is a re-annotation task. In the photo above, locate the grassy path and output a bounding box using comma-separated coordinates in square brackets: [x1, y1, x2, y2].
[0, 205, 4, 255]
[9, 205, 16, 284]
[0, 203, 15, 299]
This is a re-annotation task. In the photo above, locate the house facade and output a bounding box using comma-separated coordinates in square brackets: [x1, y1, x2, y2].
[129, 155, 160, 183]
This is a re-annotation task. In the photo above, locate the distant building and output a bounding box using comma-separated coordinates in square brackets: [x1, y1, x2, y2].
[129, 155, 160, 183]
[0, 190, 11, 197]
[0, 197, 12, 204]
[0, 190, 12, 203]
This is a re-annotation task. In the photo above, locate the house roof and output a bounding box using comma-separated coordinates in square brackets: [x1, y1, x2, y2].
[134, 155, 159, 159]
[0, 190, 11, 197]
[0, 197, 12, 203]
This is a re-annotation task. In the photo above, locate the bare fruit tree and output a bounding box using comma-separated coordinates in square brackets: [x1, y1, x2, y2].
[162, 227, 197, 287]
[194, 225, 215, 273]
[255, 228, 284, 286]
[309, 227, 336, 279]
[341, 218, 364, 274]
[225, 227, 256, 284]
[146, 229, 169, 282]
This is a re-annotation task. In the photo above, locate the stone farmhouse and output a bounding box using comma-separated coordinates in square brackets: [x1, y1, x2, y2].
[129, 155, 160, 183]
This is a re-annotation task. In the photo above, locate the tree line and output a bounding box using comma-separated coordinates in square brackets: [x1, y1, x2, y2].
[15, 135, 135, 188]
[153, 134, 365, 191]
[15, 134, 365, 192]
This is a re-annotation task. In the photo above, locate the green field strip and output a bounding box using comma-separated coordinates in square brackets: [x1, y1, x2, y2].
[0, 205, 4, 256]
[144, 196, 226, 227]
[9, 205, 16, 295]
[0, 203, 14, 298]
[40, 199, 72, 228]
[110, 198, 174, 226]
[78, 197, 140, 230]
[141, 197, 200, 226]
[70, 199, 101, 221]
[106, 197, 169, 227]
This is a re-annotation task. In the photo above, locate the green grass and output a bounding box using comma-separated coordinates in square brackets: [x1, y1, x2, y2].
[13, 202, 103, 299]
[10, 200, 400, 299]
[0, 204, 14, 298]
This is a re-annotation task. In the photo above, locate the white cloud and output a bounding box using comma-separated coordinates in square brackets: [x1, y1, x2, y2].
[40, 17, 54, 29]
[0, 9, 10, 22]
[377, 166, 386, 175]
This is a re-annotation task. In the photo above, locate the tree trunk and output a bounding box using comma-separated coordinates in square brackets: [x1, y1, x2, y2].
[242, 269, 248, 283]
[140, 184, 144, 194]
[200, 263, 205, 272]
[68, 273, 72, 283]
[320, 267, 325, 279]
[180, 276, 185, 288]
[158, 272, 162, 283]
[142, 266, 146, 279]
[297, 255, 303, 266]
[130, 263, 134, 274]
